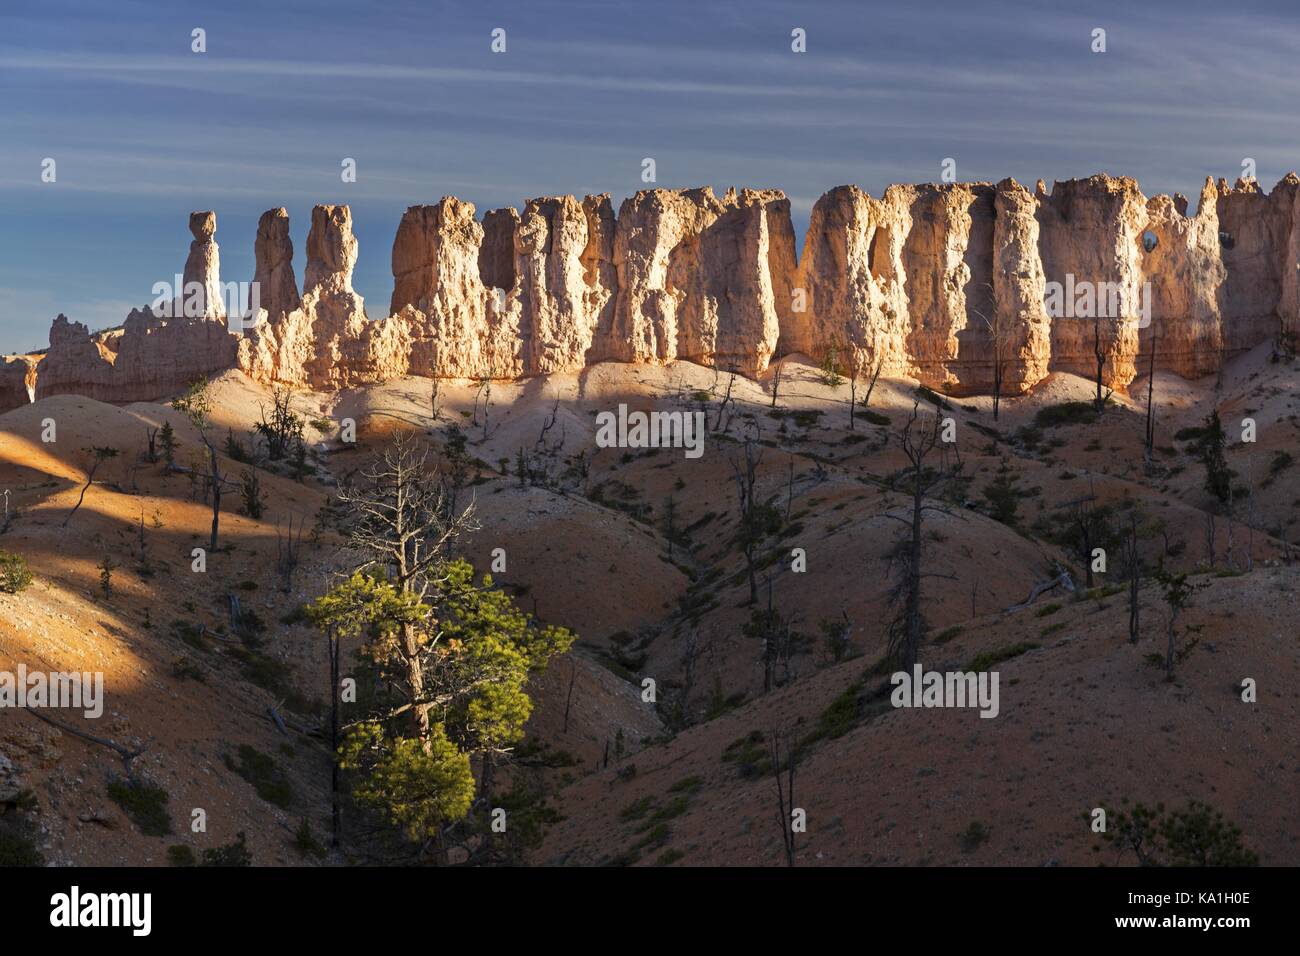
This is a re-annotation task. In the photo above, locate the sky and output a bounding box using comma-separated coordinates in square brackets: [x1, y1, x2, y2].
[2, 0, 1299, 353]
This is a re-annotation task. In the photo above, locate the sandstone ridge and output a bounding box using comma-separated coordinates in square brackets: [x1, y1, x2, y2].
[11, 173, 1300, 411]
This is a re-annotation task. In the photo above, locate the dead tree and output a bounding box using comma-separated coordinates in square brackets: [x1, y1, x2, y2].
[713, 368, 737, 433]
[562, 658, 578, 734]
[1122, 509, 1142, 644]
[326, 622, 341, 846]
[172, 380, 225, 549]
[1143, 334, 1157, 466]
[1093, 317, 1113, 411]
[255, 386, 304, 461]
[845, 349, 862, 430]
[1055, 483, 1108, 588]
[63, 446, 119, 527]
[973, 287, 1010, 420]
[336, 432, 479, 743]
[276, 514, 306, 593]
[863, 356, 884, 409]
[769, 361, 784, 408]
[767, 727, 799, 867]
[881, 402, 953, 670]
[1244, 454, 1256, 573]
[675, 628, 714, 728]
[536, 396, 560, 451]
[1005, 563, 1076, 612]
[472, 370, 495, 440]
[727, 433, 777, 606]
[145, 426, 159, 462]
[662, 493, 679, 561]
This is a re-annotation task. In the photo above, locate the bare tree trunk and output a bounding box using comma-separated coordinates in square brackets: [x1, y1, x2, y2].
[1126, 512, 1140, 644]
[768, 729, 797, 867]
[864, 359, 883, 408]
[562, 658, 577, 734]
[1144, 334, 1157, 464]
[403, 622, 432, 745]
[329, 627, 341, 847]
[205, 438, 222, 549]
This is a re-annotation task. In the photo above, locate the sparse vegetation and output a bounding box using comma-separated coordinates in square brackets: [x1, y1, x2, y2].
[1094, 800, 1258, 866]
[107, 778, 173, 837]
[0, 549, 33, 593]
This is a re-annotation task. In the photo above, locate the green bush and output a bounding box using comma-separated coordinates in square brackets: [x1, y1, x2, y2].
[1035, 402, 1099, 428]
[224, 744, 294, 810]
[107, 779, 173, 837]
[1096, 800, 1258, 866]
[0, 550, 33, 594]
[167, 844, 196, 866]
[202, 832, 253, 867]
[960, 821, 991, 853]
[0, 829, 43, 866]
[965, 642, 1039, 672]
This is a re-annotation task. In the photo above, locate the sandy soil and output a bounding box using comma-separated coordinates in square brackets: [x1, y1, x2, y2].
[2, 346, 1296, 866]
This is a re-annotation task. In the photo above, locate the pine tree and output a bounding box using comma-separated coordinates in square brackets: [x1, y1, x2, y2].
[1200, 410, 1231, 505]
[160, 421, 177, 465]
[306, 434, 574, 849]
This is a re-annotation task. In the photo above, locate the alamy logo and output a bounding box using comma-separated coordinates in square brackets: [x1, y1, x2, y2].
[595, 403, 705, 459]
[150, 275, 261, 327]
[1043, 273, 1151, 328]
[50, 886, 151, 936]
[890, 664, 1000, 719]
[0, 665, 103, 718]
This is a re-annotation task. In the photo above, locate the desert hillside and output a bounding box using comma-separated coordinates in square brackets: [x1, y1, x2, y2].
[1, 344, 1296, 866]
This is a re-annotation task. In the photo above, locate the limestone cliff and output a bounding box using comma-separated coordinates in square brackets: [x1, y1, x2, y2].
[0, 355, 37, 411]
[20, 172, 1300, 408]
[33, 213, 239, 404]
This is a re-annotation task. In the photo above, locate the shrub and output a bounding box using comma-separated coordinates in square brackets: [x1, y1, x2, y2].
[224, 744, 294, 810]
[107, 778, 173, 836]
[720, 731, 772, 778]
[965, 642, 1038, 672]
[167, 844, 196, 866]
[0, 829, 43, 866]
[0, 550, 33, 593]
[290, 819, 327, 859]
[1096, 800, 1258, 866]
[960, 821, 991, 853]
[1035, 401, 1099, 427]
[202, 831, 253, 867]
[669, 775, 704, 795]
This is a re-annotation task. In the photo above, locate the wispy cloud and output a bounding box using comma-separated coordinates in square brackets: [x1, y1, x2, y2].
[1, 0, 1298, 352]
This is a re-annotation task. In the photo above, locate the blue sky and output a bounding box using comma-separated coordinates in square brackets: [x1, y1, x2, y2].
[2, 0, 1299, 353]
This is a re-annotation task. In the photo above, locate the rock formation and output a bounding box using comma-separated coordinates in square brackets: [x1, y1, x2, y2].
[251, 207, 300, 322]
[242, 204, 408, 389]
[181, 210, 225, 321]
[1139, 178, 1225, 377]
[33, 213, 240, 403]
[17, 171, 1300, 407]
[0, 355, 37, 411]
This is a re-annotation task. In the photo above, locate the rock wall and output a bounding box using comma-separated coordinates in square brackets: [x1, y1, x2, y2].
[31, 211, 239, 405]
[0, 355, 37, 411]
[18, 171, 1300, 408]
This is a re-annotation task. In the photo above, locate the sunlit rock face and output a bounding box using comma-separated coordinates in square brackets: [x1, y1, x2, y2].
[27, 172, 1300, 402]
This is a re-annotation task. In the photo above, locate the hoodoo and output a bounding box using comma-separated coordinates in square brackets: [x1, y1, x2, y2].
[11, 171, 1300, 411]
